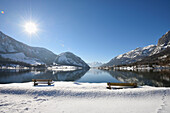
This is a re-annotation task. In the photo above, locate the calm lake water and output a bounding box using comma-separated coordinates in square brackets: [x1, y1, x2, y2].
[0, 68, 170, 87]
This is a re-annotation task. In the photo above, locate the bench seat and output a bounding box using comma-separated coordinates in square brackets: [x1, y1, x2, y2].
[107, 82, 137, 89]
[35, 81, 54, 84]
[32, 79, 54, 86]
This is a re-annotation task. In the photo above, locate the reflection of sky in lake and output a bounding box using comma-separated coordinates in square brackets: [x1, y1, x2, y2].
[0, 69, 170, 87]
[77, 69, 120, 83]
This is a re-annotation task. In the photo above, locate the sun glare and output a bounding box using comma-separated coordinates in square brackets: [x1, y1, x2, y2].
[25, 22, 37, 34]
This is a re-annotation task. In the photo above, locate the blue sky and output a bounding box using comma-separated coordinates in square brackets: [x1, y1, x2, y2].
[0, 0, 170, 63]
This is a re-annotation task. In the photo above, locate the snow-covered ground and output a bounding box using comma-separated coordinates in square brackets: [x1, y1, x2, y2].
[0, 82, 170, 113]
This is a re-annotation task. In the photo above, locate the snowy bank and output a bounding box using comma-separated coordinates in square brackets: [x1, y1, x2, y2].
[47, 65, 82, 71]
[0, 82, 170, 113]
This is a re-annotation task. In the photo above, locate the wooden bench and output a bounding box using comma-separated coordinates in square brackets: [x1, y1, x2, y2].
[107, 82, 137, 89]
[32, 79, 54, 86]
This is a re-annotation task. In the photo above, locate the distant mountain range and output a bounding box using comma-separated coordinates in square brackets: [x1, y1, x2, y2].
[1, 30, 169, 68]
[0, 31, 89, 68]
[102, 31, 170, 67]
[88, 62, 103, 67]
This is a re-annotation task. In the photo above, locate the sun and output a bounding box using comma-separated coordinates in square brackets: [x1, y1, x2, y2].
[25, 22, 37, 34]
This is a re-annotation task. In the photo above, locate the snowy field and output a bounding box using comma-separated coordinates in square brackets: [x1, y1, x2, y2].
[0, 82, 170, 113]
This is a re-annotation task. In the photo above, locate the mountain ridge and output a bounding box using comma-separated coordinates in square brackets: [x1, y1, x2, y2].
[0, 31, 57, 65]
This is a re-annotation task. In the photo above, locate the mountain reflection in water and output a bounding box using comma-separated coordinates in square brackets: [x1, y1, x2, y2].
[0, 69, 170, 87]
[0, 69, 89, 84]
[105, 70, 170, 87]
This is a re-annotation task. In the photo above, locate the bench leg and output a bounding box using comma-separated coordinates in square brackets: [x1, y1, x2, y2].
[107, 86, 111, 89]
[107, 84, 111, 89]
[34, 83, 38, 86]
[134, 85, 137, 88]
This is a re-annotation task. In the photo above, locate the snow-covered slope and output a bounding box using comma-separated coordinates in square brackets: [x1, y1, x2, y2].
[0, 31, 57, 65]
[88, 62, 103, 67]
[134, 47, 170, 66]
[0, 53, 44, 65]
[102, 45, 156, 66]
[54, 52, 89, 68]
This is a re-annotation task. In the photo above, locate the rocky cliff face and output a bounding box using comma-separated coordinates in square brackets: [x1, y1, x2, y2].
[151, 31, 170, 55]
[158, 31, 170, 46]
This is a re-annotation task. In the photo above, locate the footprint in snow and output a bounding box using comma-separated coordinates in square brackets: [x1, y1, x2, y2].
[157, 90, 167, 113]
[36, 99, 48, 101]
[27, 100, 32, 103]
[0, 103, 10, 106]
[34, 96, 38, 99]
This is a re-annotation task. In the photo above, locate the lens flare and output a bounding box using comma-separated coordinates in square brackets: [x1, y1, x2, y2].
[25, 22, 37, 34]
[1, 11, 4, 14]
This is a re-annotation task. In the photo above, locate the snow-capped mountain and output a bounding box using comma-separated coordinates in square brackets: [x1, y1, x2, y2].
[88, 62, 103, 67]
[54, 52, 89, 68]
[0, 31, 57, 65]
[0, 31, 89, 67]
[102, 45, 156, 66]
[102, 31, 170, 67]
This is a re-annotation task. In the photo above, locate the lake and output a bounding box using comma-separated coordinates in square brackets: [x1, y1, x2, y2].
[0, 68, 170, 87]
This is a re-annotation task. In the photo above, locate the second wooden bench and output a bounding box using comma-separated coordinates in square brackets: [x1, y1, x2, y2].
[107, 82, 137, 89]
